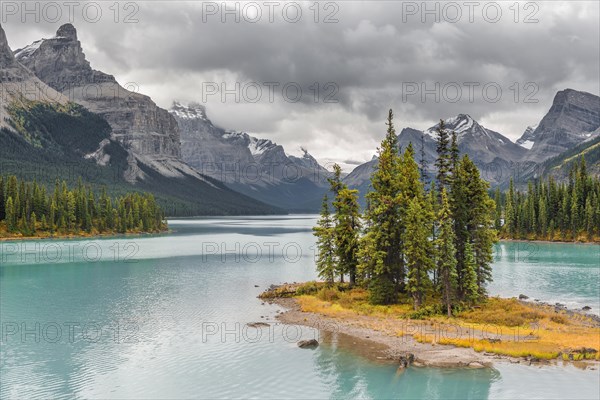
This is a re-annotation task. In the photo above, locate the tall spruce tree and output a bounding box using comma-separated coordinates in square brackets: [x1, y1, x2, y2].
[419, 132, 429, 185]
[313, 195, 336, 283]
[435, 120, 451, 193]
[494, 188, 502, 231]
[0, 176, 5, 221]
[451, 156, 497, 299]
[404, 196, 434, 310]
[359, 109, 404, 303]
[463, 242, 480, 304]
[333, 188, 361, 285]
[324, 164, 362, 284]
[436, 189, 458, 317]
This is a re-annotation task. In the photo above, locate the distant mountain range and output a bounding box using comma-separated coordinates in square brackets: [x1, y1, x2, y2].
[170, 89, 599, 209]
[344, 90, 599, 202]
[2, 23, 281, 215]
[343, 113, 530, 202]
[2, 23, 599, 214]
[170, 102, 329, 211]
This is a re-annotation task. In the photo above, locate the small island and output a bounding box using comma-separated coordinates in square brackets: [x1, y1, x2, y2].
[261, 282, 600, 368]
[0, 175, 168, 240]
[260, 111, 599, 369]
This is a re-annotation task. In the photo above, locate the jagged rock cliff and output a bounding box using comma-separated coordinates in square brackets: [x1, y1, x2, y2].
[516, 125, 538, 149]
[15, 24, 188, 181]
[171, 102, 330, 210]
[520, 89, 600, 162]
[0, 24, 67, 128]
[1, 24, 280, 215]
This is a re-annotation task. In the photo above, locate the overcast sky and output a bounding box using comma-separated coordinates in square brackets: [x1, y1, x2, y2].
[3, 1, 599, 170]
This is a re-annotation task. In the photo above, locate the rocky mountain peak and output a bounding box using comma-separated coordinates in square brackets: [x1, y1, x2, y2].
[523, 88, 600, 161]
[300, 147, 311, 158]
[15, 24, 190, 182]
[425, 113, 487, 139]
[170, 101, 208, 121]
[516, 124, 538, 149]
[0, 24, 15, 67]
[56, 23, 77, 41]
[14, 23, 114, 92]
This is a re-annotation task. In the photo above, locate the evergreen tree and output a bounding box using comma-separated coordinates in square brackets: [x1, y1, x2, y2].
[404, 196, 434, 310]
[359, 109, 404, 303]
[463, 242, 479, 304]
[313, 195, 336, 283]
[505, 179, 516, 236]
[449, 131, 460, 180]
[435, 120, 451, 192]
[333, 188, 361, 285]
[437, 189, 458, 317]
[419, 132, 429, 185]
[451, 156, 497, 299]
[0, 176, 5, 221]
[5, 197, 15, 232]
[494, 188, 502, 231]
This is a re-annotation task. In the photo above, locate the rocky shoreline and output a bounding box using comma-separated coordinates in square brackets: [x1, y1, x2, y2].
[269, 297, 501, 369]
[517, 294, 600, 323]
[0, 229, 170, 242]
[262, 285, 599, 370]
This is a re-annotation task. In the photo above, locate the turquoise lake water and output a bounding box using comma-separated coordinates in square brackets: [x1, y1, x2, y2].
[1, 215, 599, 399]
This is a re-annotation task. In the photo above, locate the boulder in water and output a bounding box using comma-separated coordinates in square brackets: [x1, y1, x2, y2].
[247, 322, 270, 328]
[297, 339, 319, 348]
[398, 353, 415, 369]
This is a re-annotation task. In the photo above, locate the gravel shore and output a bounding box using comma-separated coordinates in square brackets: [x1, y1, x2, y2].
[271, 297, 503, 368]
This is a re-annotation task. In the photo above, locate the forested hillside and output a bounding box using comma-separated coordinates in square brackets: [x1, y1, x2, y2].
[499, 158, 600, 242]
[1, 100, 283, 216]
[0, 176, 166, 238]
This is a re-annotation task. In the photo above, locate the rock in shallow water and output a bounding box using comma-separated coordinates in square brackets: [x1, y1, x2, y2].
[246, 322, 270, 328]
[297, 339, 319, 349]
[468, 362, 485, 369]
[398, 353, 415, 369]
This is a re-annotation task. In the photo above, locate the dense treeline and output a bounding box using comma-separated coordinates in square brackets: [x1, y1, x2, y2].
[1, 101, 281, 217]
[314, 110, 497, 315]
[0, 175, 167, 238]
[498, 159, 600, 242]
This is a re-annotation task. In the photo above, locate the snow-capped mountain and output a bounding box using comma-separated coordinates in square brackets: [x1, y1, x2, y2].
[14, 23, 201, 183]
[344, 114, 526, 202]
[519, 89, 600, 162]
[170, 102, 330, 211]
[425, 114, 484, 138]
[0, 24, 68, 128]
[429, 114, 526, 164]
[516, 124, 538, 150]
[5, 23, 280, 215]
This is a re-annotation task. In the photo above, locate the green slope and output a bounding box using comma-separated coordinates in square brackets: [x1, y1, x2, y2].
[541, 136, 600, 180]
[0, 101, 283, 216]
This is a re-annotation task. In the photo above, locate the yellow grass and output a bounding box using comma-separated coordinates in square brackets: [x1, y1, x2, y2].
[291, 284, 600, 361]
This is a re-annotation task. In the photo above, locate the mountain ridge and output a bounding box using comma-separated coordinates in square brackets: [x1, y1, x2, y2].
[518, 89, 600, 162]
[1, 23, 282, 215]
[170, 102, 330, 211]
[344, 114, 526, 202]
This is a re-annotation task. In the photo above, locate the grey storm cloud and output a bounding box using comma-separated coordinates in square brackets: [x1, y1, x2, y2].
[2, 1, 599, 168]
